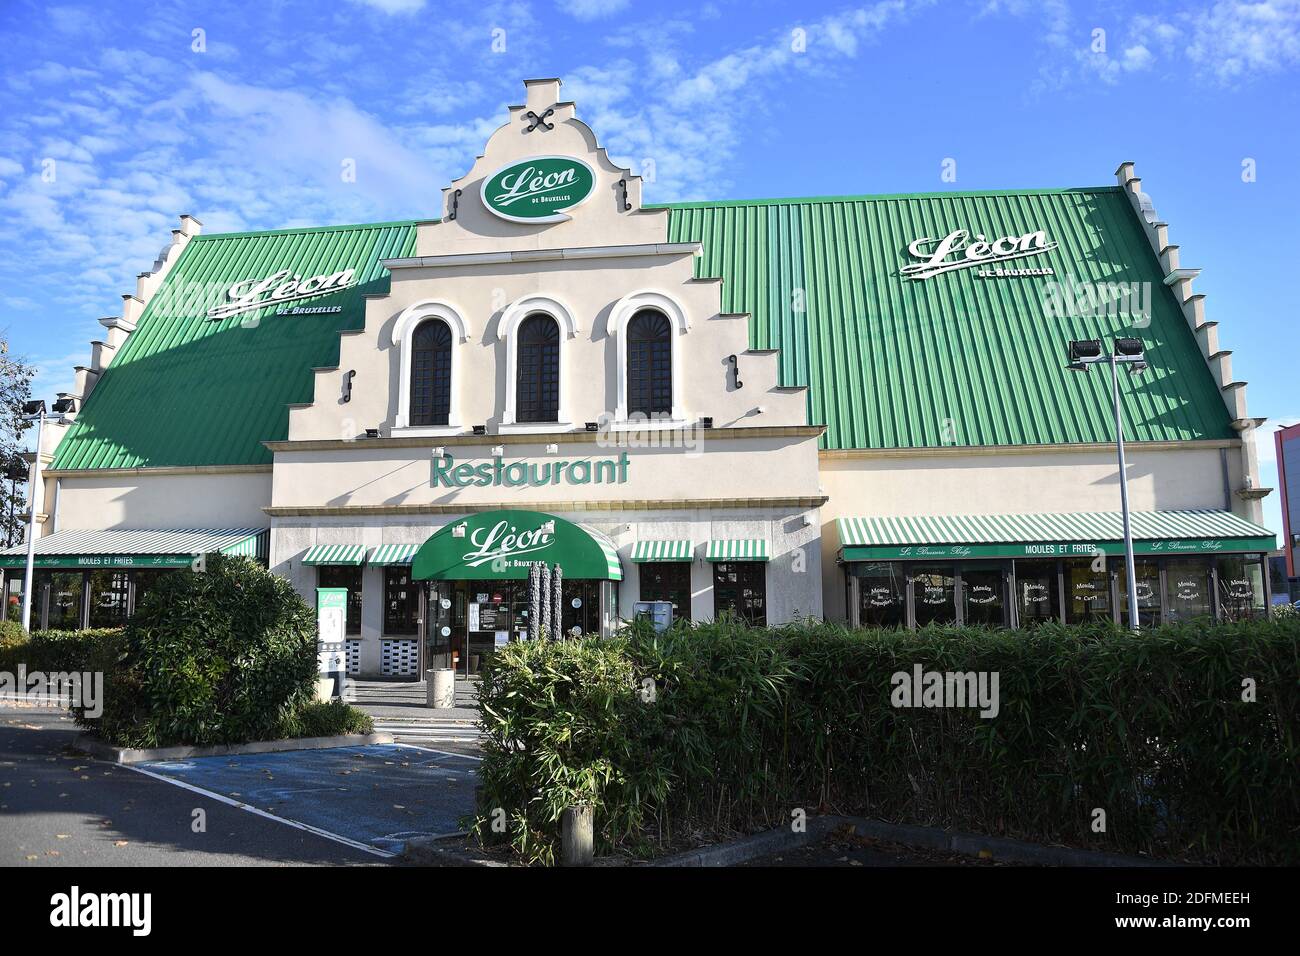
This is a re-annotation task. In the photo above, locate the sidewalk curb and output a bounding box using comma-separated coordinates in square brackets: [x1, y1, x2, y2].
[74, 731, 395, 764]
[402, 835, 510, 867]
[650, 814, 1173, 868]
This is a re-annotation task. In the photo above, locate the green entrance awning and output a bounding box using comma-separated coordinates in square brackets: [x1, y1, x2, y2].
[0, 527, 268, 569]
[369, 544, 418, 566]
[412, 510, 623, 581]
[631, 540, 694, 562]
[302, 544, 366, 566]
[706, 539, 770, 562]
[837, 510, 1276, 561]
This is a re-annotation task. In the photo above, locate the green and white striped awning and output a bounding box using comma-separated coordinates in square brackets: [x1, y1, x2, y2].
[369, 544, 418, 566]
[0, 528, 268, 569]
[301, 544, 366, 566]
[631, 540, 694, 562]
[579, 523, 624, 581]
[705, 539, 770, 562]
[837, 510, 1275, 561]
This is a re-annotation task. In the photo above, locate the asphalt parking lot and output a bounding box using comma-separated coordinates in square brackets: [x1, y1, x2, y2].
[137, 743, 480, 856]
[1, 708, 479, 866]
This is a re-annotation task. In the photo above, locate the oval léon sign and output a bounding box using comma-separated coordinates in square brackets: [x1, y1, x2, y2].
[480, 155, 595, 223]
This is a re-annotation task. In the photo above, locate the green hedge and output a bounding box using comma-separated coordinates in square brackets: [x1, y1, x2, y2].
[474, 617, 1300, 865]
[0, 628, 126, 674]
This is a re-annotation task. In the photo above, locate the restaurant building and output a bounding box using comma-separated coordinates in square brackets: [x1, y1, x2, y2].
[1, 78, 1275, 676]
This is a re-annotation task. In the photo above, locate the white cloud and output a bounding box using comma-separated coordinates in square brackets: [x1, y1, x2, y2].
[994, 0, 1300, 89]
[567, 1, 924, 200]
[556, 0, 630, 21]
[1185, 0, 1300, 81]
[346, 0, 427, 13]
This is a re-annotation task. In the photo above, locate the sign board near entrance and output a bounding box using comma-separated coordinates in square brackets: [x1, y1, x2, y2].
[480, 156, 596, 223]
[315, 587, 348, 699]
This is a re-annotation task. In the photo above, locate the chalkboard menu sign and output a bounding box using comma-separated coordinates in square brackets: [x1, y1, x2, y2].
[476, 602, 506, 632]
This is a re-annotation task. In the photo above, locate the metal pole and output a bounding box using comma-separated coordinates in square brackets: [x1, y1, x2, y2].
[20, 411, 44, 633]
[1110, 358, 1140, 630]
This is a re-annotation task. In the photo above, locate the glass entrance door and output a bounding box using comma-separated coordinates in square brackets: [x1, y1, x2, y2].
[424, 581, 454, 670]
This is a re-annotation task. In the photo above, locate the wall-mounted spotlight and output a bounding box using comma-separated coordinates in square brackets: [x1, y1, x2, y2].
[701, 416, 714, 429]
[51, 397, 76, 414]
[472, 425, 487, 436]
[584, 422, 599, 432]
[364, 428, 380, 439]
[491, 445, 505, 457]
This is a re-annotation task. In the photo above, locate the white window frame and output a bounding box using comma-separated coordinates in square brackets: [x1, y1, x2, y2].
[390, 299, 470, 436]
[604, 290, 690, 428]
[498, 294, 580, 432]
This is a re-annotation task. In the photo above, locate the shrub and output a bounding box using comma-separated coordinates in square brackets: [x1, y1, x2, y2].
[0, 619, 25, 648]
[475, 616, 1300, 865]
[84, 554, 319, 748]
[283, 700, 375, 738]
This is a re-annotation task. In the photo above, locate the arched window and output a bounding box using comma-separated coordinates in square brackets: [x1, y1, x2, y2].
[410, 319, 452, 426]
[626, 309, 673, 418]
[516, 313, 560, 423]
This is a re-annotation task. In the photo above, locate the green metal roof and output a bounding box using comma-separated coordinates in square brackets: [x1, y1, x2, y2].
[836, 509, 1274, 561]
[662, 187, 1235, 449]
[51, 185, 1236, 471]
[51, 220, 419, 470]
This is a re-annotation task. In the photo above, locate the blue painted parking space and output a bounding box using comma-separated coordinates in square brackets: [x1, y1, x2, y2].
[135, 744, 479, 856]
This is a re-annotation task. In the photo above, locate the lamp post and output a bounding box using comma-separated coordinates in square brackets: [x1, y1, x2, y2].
[17, 398, 73, 633]
[1067, 338, 1148, 630]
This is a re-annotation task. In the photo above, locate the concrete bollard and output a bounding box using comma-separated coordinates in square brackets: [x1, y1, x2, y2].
[561, 805, 594, 866]
[426, 668, 455, 709]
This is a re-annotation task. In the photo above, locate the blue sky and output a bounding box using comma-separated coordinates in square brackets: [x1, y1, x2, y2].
[0, 0, 1297, 532]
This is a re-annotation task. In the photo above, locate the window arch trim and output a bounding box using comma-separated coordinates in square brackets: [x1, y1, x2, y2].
[497, 294, 579, 429]
[391, 299, 470, 434]
[605, 290, 690, 425]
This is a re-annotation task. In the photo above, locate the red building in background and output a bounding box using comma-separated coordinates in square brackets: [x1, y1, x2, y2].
[1276, 423, 1300, 585]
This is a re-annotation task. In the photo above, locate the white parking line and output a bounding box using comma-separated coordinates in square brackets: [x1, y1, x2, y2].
[391, 742, 483, 761]
[127, 764, 396, 859]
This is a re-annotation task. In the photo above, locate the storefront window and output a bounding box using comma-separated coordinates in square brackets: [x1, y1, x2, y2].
[1064, 558, 1112, 624]
[639, 562, 691, 621]
[5, 574, 24, 623]
[1117, 560, 1161, 629]
[1164, 558, 1213, 622]
[1014, 560, 1059, 626]
[961, 565, 1007, 627]
[87, 570, 130, 629]
[132, 570, 176, 613]
[383, 567, 418, 634]
[713, 561, 767, 626]
[911, 565, 956, 627]
[318, 566, 362, 634]
[1216, 555, 1266, 621]
[45, 571, 84, 630]
[855, 562, 906, 628]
